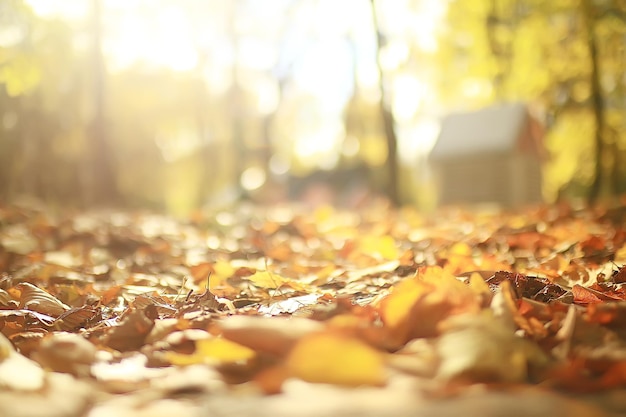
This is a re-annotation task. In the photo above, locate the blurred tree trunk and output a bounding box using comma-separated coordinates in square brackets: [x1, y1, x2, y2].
[370, 0, 399, 206]
[85, 0, 118, 207]
[229, 0, 244, 197]
[583, 0, 610, 203]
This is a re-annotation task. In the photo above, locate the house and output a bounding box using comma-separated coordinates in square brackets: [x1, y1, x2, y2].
[428, 103, 545, 207]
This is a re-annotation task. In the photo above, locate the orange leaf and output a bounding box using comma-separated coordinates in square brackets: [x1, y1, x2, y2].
[572, 285, 604, 305]
[378, 267, 481, 345]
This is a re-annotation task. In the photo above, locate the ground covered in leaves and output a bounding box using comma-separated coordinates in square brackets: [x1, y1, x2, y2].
[3, 200, 626, 416]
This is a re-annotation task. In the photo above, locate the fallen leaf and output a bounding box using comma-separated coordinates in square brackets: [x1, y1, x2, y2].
[436, 312, 548, 383]
[357, 235, 399, 260]
[286, 332, 386, 386]
[32, 332, 97, 376]
[17, 282, 70, 317]
[244, 270, 307, 292]
[572, 285, 604, 304]
[378, 266, 481, 345]
[0, 333, 46, 391]
[218, 315, 324, 356]
[104, 305, 158, 352]
[167, 337, 256, 366]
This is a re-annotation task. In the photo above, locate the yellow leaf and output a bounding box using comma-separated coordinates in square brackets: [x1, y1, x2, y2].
[0, 54, 42, 97]
[449, 242, 472, 256]
[247, 270, 307, 291]
[468, 272, 492, 299]
[197, 338, 256, 362]
[287, 332, 385, 386]
[166, 337, 256, 366]
[247, 271, 287, 289]
[358, 235, 398, 260]
[210, 259, 235, 289]
[378, 278, 428, 331]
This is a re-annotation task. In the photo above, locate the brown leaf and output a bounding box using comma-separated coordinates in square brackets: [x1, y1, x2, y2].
[32, 332, 97, 376]
[103, 305, 158, 352]
[16, 282, 70, 317]
[436, 313, 548, 383]
[572, 285, 604, 305]
[55, 306, 100, 331]
[218, 315, 324, 356]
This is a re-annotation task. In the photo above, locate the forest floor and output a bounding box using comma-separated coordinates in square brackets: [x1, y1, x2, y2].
[2, 199, 626, 416]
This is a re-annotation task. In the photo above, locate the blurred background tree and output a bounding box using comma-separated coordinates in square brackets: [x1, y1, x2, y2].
[435, 0, 626, 202]
[0, 0, 624, 213]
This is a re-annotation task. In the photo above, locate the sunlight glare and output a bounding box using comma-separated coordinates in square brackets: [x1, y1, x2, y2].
[398, 118, 441, 164]
[240, 166, 267, 191]
[246, 74, 280, 115]
[294, 119, 344, 170]
[105, 5, 198, 72]
[379, 41, 410, 71]
[238, 39, 278, 71]
[461, 78, 493, 99]
[155, 128, 202, 163]
[342, 135, 360, 158]
[292, 40, 354, 113]
[412, 0, 446, 53]
[269, 155, 290, 176]
[392, 75, 429, 122]
[25, 0, 88, 20]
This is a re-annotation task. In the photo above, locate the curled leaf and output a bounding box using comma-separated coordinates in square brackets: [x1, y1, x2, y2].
[16, 282, 70, 317]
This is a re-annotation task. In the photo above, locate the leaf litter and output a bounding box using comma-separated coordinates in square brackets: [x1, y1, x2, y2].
[1, 201, 626, 415]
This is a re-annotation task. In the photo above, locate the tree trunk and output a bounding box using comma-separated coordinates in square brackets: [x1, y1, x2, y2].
[369, 0, 399, 206]
[583, 0, 608, 204]
[85, 0, 118, 207]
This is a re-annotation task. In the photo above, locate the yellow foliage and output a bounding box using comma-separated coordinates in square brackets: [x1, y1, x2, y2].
[543, 110, 595, 200]
[0, 54, 41, 97]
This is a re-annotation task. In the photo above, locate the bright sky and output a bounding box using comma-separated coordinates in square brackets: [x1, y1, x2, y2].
[24, 0, 446, 172]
